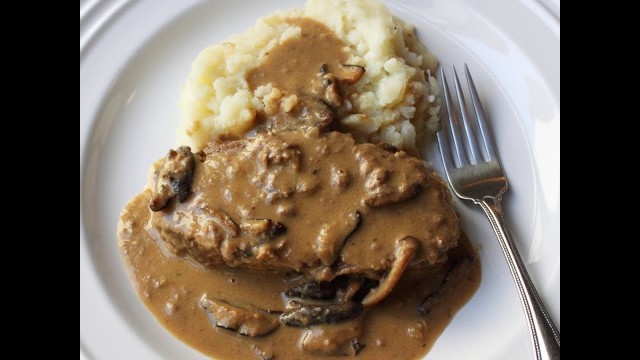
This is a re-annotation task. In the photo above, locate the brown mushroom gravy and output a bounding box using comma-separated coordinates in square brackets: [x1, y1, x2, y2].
[247, 18, 349, 96]
[118, 16, 480, 360]
[247, 18, 365, 135]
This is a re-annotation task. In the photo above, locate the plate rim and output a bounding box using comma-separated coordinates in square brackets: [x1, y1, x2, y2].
[80, 1, 560, 358]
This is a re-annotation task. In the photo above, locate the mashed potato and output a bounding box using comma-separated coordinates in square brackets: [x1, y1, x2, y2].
[179, 0, 440, 151]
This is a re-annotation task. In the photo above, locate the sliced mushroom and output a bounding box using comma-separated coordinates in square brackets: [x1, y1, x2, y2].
[336, 64, 366, 84]
[313, 210, 361, 266]
[285, 280, 336, 300]
[313, 63, 366, 110]
[202, 207, 239, 237]
[361, 236, 420, 307]
[240, 219, 286, 238]
[240, 219, 270, 235]
[298, 97, 336, 131]
[318, 64, 343, 108]
[150, 146, 195, 211]
[324, 83, 342, 108]
[199, 294, 280, 336]
[280, 299, 363, 327]
[418, 256, 474, 315]
[336, 276, 365, 302]
[299, 317, 365, 356]
[350, 277, 380, 302]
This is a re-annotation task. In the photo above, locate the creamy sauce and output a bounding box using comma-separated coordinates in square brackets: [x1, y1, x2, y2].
[119, 191, 480, 360]
[247, 18, 347, 96]
[153, 130, 459, 277]
[246, 18, 366, 136]
[118, 16, 481, 360]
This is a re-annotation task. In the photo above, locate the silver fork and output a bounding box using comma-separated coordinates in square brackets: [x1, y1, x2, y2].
[437, 65, 560, 360]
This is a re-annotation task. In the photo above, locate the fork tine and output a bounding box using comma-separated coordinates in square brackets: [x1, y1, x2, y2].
[439, 67, 468, 167]
[464, 64, 497, 161]
[437, 67, 456, 173]
[436, 125, 455, 178]
[452, 66, 482, 164]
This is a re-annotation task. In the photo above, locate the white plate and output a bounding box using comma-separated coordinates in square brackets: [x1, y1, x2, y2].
[80, 1, 560, 359]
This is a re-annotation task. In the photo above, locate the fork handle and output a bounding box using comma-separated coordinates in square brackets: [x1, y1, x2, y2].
[479, 197, 560, 360]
